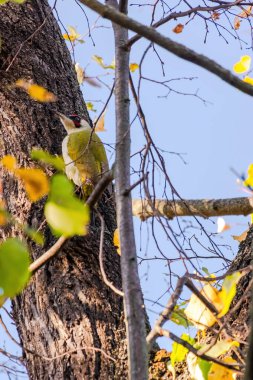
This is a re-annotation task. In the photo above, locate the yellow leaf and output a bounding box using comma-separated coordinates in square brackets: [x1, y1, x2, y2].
[185, 284, 222, 329]
[86, 102, 96, 112]
[95, 111, 106, 132]
[92, 55, 115, 70]
[63, 26, 82, 42]
[232, 229, 248, 242]
[233, 55, 251, 74]
[15, 168, 49, 202]
[217, 217, 230, 233]
[172, 24, 184, 34]
[28, 84, 56, 102]
[16, 80, 57, 102]
[243, 163, 253, 187]
[0, 155, 17, 172]
[129, 63, 139, 72]
[243, 76, 253, 86]
[218, 272, 242, 317]
[113, 228, 120, 255]
[208, 357, 238, 380]
[75, 63, 84, 85]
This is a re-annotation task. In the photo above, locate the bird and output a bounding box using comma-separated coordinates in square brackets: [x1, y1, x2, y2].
[57, 112, 109, 197]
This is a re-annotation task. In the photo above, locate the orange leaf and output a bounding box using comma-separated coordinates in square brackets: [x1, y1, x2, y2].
[234, 17, 241, 30]
[173, 24, 184, 34]
[211, 12, 220, 20]
[95, 111, 106, 132]
[232, 229, 248, 242]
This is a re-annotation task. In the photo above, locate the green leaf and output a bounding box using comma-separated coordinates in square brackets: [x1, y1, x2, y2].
[0, 238, 30, 298]
[198, 359, 212, 380]
[31, 149, 65, 171]
[24, 226, 44, 246]
[45, 174, 90, 237]
[171, 307, 193, 328]
[11, 0, 26, 3]
[171, 333, 195, 367]
[0, 0, 8, 4]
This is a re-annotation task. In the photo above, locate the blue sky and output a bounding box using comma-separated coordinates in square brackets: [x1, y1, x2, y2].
[1, 1, 253, 377]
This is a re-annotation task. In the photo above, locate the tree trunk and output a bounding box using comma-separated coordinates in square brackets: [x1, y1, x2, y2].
[0, 1, 127, 378]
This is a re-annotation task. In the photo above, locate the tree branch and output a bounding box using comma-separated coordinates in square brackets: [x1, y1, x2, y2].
[79, 0, 253, 97]
[108, 0, 148, 377]
[132, 196, 253, 220]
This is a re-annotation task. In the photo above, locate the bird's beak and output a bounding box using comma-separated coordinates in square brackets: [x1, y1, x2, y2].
[56, 112, 75, 131]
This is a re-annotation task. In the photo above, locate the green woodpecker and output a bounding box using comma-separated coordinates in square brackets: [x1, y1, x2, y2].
[57, 112, 109, 196]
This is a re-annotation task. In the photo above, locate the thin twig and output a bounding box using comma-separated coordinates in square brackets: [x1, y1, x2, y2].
[97, 212, 124, 297]
[79, 0, 253, 97]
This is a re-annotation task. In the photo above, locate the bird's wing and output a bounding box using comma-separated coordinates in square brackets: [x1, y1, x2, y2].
[89, 132, 109, 175]
[67, 131, 101, 183]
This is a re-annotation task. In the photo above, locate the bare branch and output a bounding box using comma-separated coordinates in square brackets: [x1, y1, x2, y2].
[132, 196, 253, 220]
[79, 0, 253, 97]
[29, 169, 114, 273]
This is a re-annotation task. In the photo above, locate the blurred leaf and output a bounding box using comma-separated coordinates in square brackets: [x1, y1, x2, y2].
[234, 17, 241, 30]
[232, 229, 248, 242]
[95, 111, 106, 132]
[185, 284, 222, 329]
[170, 308, 192, 328]
[16, 79, 57, 102]
[113, 228, 120, 255]
[208, 357, 238, 379]
[238, 5, 252, 18]
[75, 63, 84, 85]
[218, 272, 242, 317]
[171, 333, 195, 366]
[203, 339, 239, 358]
[172, 24, 184, 33]
[0, 238, 30, 298]
[45, 174, 90, 237]
[15, 168, 49, 202]
[243, 76, 253, 86]
[31, 149, 65, 171]
[92, 55, 115, 70]
[187, 353, 212, 380]
[86, 102, 97, 112]
[217, 217, 230, 233]
[0, 201, 10, 226]
[0, 155, 17, 172]
[233, 55, 251, 74]
[129, 63, 139, 72]
[244, 163, 253, 187]
[24, 226, 44, 246]
[211, 12, 220, 20]
[63, 26, 83, 43]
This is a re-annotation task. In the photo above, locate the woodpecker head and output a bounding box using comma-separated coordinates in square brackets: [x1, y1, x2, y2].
[56, 112, 90, 133]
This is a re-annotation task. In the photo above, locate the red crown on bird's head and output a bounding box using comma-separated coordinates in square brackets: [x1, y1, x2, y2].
[69, 114, 81, 128]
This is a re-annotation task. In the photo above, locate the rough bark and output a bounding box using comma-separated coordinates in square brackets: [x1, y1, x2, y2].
[0, 1, 127, 379]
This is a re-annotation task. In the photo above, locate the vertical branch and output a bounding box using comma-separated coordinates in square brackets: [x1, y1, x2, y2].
[108, 0, 148, 378]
